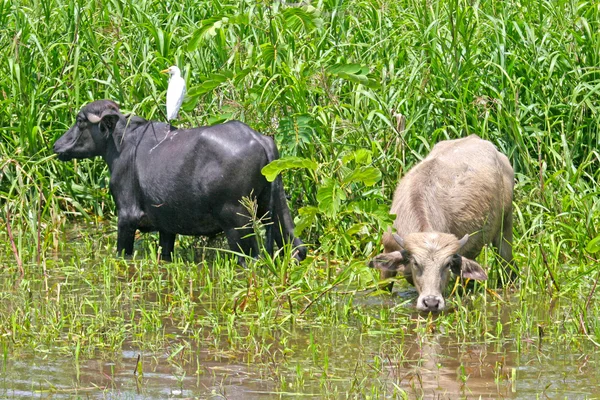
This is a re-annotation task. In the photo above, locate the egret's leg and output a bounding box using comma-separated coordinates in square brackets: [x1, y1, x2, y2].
[149, 129, 170, 153]
[169, 125, 179, 140]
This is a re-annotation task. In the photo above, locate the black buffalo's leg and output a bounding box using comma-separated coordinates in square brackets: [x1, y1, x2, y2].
[218, 204, 260, 265]
[159, 231, 176, 261]
[116, 220, 137, 257]
[223, 225, 259, 266]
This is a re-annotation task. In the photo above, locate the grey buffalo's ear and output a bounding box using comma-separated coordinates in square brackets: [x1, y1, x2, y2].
[368, 251, 408, 273]
[460, 257, 487, 280]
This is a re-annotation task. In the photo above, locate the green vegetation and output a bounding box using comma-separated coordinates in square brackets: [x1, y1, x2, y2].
[1, 0, 599, 397]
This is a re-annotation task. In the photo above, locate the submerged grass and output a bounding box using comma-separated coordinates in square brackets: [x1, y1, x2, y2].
[1, 0, 600, 397]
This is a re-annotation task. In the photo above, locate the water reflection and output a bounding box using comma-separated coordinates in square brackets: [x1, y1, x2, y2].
[2, 225, 600, 399]
[3, 322, 600, 399]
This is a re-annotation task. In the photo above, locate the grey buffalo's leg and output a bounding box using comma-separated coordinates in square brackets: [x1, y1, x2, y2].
[494, 211, 516, 284]
[159, 231, 176, 261]
[116, 220, 136, 257]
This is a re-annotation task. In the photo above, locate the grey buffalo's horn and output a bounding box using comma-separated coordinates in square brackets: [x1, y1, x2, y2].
[392, 233, 405, 248]
[458, 234, 469, 248]
[87, 113, 101, 124]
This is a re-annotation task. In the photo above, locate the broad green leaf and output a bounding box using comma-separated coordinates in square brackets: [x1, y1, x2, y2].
[206, 19, 225, 37]
[187, 81, 221, 97]
[343, 166, 382, 186]
[342, 149, 373, 165]
[586, 235, 600, 253]
[187, 16, 229, 51]
[207, 113, 232, 125]
[349, 200, 396, 226]
[261, 156, 318, 182]
[317, 178, 346, 218]
[354, 149, 373, 165]
[282, 7, 322, 32]
[327, 63, 363, 75]
[279, 114, 317, 147]
[181, 96, 198, 112]
[326, 63, 379, 88]
[261, 42, 276, 66]
[187, 72, 233, 97]
[234, 68, 252, 85]
[347, 222, 369, 236]
[294, 206, 319, 236]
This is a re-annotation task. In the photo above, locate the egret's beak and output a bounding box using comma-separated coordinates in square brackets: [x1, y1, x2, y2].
[160, 68, 170, 74]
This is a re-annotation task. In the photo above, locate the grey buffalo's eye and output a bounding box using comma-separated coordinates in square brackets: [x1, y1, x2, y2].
[412, 262, 423, 275]
[448, 254, 462, 275]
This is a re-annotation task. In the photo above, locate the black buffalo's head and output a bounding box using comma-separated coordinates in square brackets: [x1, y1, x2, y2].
[54, 100, 122, 161]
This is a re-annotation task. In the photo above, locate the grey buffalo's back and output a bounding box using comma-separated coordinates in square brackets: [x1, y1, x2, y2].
[404, 136, 512, 259]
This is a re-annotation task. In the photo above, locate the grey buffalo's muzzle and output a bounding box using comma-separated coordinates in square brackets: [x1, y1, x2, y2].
[417, 294, 445, 312]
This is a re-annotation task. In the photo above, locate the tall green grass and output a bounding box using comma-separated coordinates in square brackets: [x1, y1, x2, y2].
[1, 0, 600, 376]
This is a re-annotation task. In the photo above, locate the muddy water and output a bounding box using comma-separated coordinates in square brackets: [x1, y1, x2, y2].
[2, 308, 599, 399]
[2, 226, 600, 398]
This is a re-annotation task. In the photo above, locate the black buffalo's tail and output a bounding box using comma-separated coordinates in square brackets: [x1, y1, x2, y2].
[257, 135, 306, 262]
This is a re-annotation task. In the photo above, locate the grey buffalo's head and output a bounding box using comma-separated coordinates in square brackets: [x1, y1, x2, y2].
[369, 231, 487, 312]
[54, 100, 122, 161]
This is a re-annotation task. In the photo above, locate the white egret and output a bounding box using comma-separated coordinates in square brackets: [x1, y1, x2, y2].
[160, 65, 186, 126]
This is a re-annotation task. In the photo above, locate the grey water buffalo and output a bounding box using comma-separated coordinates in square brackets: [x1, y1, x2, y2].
[369, 135, 514, 312]
[53, 100, 306, 263]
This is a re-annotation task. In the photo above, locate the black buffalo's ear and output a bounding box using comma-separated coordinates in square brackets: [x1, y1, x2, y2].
[368, 251, 409, 273]
[99, 108, 120, 133]
[97, 108, 122, 151]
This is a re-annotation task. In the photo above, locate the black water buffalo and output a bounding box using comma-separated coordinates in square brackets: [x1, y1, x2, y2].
[54, 100, 306, 263]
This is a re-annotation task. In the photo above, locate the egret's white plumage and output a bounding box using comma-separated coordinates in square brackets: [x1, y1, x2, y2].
[161, 66, 186, 121]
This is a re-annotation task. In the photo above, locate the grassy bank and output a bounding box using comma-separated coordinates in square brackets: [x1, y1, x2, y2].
[1, 0, 600, 397]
